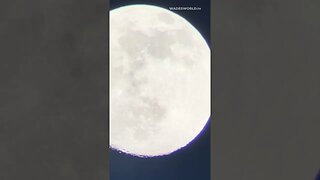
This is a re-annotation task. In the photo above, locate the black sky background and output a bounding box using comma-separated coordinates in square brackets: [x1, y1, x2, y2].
[110, 0, 211, 179]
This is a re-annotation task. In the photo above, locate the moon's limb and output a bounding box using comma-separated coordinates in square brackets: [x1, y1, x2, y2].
[110, 5, 210, 157]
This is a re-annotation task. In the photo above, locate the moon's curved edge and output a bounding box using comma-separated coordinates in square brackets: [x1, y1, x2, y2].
[109, 4, 211, 158]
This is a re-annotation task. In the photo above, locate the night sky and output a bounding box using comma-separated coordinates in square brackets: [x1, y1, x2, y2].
[110, 120, 210, 180]
[109, 0, 211, 179]
[316, 171, 320, 180]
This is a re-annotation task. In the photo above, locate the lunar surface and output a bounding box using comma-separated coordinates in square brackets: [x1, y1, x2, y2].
[110, 5, 210, 157]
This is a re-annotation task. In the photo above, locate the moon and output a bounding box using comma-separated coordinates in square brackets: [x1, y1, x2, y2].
[110, 5, 210, 157]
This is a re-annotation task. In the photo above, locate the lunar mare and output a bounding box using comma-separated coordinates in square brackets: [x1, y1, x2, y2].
[110, 5, 210, 157]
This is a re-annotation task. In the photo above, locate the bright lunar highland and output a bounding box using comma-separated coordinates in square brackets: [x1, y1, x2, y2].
[110, 5, 210, 157]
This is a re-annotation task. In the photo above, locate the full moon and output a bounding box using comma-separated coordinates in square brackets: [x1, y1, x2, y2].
[110, 5, 210, 157]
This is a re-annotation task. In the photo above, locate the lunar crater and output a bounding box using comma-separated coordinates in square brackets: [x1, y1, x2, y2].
[110, 5, 210, 157]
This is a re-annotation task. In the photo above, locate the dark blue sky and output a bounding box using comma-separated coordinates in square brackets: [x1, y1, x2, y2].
[110, 0, 211, 179]
[316, 171, 320, 180]
[110, 119, 211, 180]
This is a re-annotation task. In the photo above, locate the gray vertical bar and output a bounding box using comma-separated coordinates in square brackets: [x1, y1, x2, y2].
[0, 0, 109, 179]
[212, 0, 320, 180]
